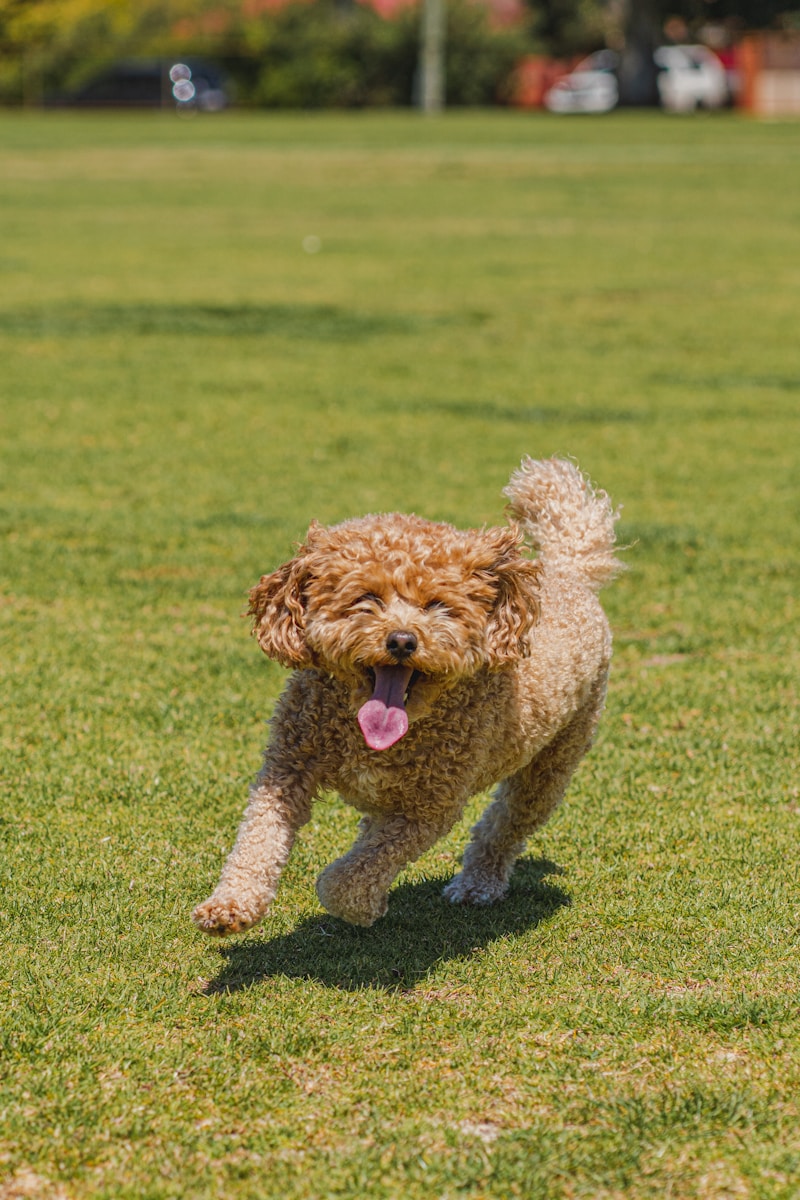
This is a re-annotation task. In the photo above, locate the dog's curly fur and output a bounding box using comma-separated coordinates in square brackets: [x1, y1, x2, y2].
[193, 457, 621, 932]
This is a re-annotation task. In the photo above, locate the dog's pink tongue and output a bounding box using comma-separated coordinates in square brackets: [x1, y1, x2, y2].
[358, 665, 413, 751]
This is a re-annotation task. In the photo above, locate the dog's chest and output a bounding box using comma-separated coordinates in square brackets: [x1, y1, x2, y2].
[324, 699, 522, 819]
[332, 741, 449, 814]
[321, 710, 467, 816]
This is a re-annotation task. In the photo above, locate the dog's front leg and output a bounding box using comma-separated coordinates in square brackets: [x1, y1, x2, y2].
[315, 812, 452, 927]
[193, 769, 313, 937]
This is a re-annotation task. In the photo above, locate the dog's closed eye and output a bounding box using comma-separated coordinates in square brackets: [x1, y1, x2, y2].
[352, 592, 385, 612]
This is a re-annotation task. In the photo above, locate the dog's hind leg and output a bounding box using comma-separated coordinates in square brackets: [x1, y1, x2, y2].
[316, 812, 453, 927]
[444, 679, 606, 906]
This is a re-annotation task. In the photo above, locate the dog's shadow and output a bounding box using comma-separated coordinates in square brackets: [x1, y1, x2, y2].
[203, 858, 570, 994]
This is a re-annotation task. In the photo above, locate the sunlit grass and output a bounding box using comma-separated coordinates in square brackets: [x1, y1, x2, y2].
[1, 110, 799, 1199]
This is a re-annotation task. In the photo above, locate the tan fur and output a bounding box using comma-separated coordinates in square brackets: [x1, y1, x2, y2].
[193, 456, 622, 932]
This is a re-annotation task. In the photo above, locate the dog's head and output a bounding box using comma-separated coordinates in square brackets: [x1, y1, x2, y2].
[248, 513, 540, 749]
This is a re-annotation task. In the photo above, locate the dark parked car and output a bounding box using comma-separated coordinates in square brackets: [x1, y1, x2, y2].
[49, 60, 228, 110]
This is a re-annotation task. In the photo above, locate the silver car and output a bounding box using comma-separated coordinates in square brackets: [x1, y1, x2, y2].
[545, 51, 620, 115]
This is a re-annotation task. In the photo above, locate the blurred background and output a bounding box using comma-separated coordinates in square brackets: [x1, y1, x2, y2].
[1, 0, 800, 117]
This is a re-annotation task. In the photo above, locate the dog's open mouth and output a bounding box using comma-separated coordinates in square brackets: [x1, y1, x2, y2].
[358, 665, 421, 751]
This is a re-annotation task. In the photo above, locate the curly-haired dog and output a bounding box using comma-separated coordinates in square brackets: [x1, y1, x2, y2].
[193, 457, 621, 932]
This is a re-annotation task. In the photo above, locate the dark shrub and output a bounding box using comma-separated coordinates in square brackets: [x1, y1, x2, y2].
[225, 0, 529, 108]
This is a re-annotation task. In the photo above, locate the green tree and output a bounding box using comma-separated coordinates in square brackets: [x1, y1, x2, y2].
[219, 0, 527, 108]
[0, 0, 180, 101]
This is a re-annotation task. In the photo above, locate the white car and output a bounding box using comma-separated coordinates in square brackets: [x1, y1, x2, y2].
[654, 45, 729, 112]
[544, 51, 620, 115]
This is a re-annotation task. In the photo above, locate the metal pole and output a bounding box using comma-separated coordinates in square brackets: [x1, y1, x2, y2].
[419, 0, 445, 113]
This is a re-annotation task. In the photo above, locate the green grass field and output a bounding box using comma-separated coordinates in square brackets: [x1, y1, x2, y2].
[1, 109, 798, 1199]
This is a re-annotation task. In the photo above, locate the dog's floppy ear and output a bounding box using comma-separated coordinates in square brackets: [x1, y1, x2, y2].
[481, 525, 540, 664]
[248, 529, 321, 667]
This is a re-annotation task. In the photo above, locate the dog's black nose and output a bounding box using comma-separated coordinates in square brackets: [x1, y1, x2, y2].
[386, 630, 417, 660]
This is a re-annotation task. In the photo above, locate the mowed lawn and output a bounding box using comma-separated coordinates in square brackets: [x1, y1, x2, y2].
[0, 110, 798, 1199]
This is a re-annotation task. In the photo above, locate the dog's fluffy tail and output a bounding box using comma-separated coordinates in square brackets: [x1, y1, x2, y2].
[504, 457, 622, 591]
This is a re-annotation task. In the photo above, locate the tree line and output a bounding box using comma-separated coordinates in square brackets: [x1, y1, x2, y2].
[0, 0, 797, 108]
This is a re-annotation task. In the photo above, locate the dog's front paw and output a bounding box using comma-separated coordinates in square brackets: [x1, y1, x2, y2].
[315, 864, 388, 927]
[443, 871, 509, 907]
[192, 893, 264, 937]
